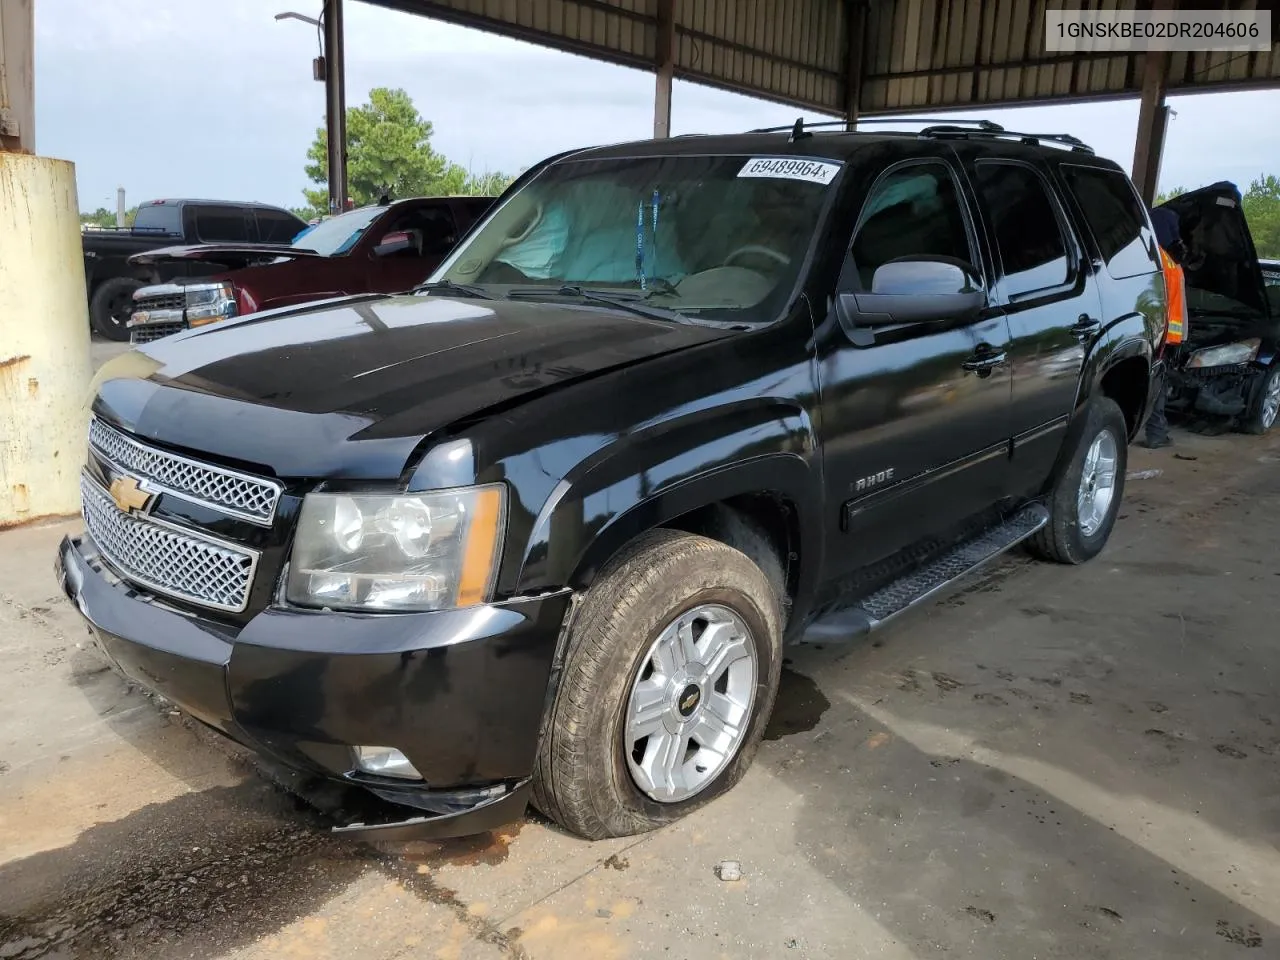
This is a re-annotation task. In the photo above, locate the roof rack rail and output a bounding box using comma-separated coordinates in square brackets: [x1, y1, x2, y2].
[750, 117, 1005, 138]
[918, 125, 1095, 154]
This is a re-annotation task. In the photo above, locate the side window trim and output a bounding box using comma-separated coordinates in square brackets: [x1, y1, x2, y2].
[845, 156, 984, 293]
[973, 158, 1082, 308]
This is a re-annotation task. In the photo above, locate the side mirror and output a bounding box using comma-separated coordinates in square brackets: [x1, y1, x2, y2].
[841, 256, 985, 327]
[373, 230, 417, 257]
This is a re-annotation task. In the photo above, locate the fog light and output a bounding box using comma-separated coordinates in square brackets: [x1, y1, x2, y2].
[352, 745, 422, 780]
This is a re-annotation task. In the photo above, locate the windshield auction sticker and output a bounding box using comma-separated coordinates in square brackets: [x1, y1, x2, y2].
[738, 157, 841, 185]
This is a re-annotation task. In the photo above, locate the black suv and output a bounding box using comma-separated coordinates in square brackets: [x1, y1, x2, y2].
[58, 120, 1162, 841]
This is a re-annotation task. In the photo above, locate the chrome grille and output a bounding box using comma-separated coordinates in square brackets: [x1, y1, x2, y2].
[89, 418, 282, 525]
[81, 474, 257, 613]
[135, 292, 186, 311]
[131, 321, 185, 344]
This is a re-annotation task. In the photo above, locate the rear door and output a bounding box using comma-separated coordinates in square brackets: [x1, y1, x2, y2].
[815, 155, 1013, 580]
[965, 156, 1102, 498]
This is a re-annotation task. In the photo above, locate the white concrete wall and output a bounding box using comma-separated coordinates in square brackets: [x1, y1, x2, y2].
[0, 154, 92, 527]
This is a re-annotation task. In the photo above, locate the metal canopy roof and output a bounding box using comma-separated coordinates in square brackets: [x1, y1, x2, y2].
[367, 0, 1280, 115]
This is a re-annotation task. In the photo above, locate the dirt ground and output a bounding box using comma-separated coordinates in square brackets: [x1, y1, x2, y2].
[2, 351, 1278, 958]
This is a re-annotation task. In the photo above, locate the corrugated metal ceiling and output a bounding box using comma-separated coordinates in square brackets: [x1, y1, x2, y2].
[366, 0, 1280, 115]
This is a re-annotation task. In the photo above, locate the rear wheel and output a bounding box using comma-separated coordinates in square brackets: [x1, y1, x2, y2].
[532, 529, 783, 840]
[1241, 363, 1280, 435]
[1027, 396, 1128, 565]
[90, 277, 142, 341]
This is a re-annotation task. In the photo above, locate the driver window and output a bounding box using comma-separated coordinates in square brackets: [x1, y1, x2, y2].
[387, 205, 458, 257]
[851, 164, 973, 290]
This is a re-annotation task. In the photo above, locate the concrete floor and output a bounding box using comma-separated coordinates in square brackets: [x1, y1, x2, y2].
[1, 349, 1277, 957]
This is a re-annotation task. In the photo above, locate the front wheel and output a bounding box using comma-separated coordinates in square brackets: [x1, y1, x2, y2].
[89, 277, 142, 341]
[532, 529, 783, 840]
[1241, 363, 1280, 435]
[1027, 396, 1128, 565]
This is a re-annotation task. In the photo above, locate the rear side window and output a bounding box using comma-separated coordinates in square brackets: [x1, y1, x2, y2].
[975, 161, 1071, 299]
[132, 204, 182, 235]
[256, 209, 306, 243]
[1062, 166, 1159, 279]
[192, 206, 252, 243]
[851, 163, 974, 289]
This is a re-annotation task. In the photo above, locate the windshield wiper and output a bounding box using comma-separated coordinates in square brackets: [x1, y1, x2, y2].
[415, 279, 495, 300]
[506, 285, 688, 323]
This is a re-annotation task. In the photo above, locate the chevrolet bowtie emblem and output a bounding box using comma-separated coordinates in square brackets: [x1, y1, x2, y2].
[109, 475, 152, 514]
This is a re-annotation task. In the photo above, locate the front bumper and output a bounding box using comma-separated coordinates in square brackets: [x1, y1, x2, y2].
[1166, 359, 1263, 417]
[56, 533, 571, 839]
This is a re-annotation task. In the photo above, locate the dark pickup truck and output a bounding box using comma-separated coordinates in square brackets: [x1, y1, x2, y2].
[59, 120, 1162, 842]
[125, 196, 494, 344]
[82, 199, 306, 340]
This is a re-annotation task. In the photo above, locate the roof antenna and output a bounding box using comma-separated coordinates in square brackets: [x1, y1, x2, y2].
[788, 117, 812, 142]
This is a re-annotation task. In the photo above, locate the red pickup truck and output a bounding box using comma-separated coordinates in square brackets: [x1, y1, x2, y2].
[126, 196, 494, 343]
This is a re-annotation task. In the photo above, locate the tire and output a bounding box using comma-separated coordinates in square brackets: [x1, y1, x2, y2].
[532, 528, 784, 840]
[90, 277, 142, 341]
[1026, 396, 1128, 565]
[1241, 363, 1280, 435]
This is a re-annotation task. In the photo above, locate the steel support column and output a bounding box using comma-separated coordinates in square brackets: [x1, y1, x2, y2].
[1132, 48, 1168, 205]
[653, 0, 674, 139]
[844, 0, 867, 130]
[323, 0, 348, 213]
[0, 0, 35, 153]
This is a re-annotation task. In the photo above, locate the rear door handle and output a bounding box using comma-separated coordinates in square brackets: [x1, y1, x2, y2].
[1071, 315, 1102, 341]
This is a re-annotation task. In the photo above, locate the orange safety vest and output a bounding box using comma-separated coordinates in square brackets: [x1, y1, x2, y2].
[1159, 245, 1187, 346]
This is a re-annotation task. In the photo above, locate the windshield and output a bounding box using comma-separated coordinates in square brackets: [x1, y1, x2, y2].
[430, 154, 841, 323]
[292, 206, 385, 256]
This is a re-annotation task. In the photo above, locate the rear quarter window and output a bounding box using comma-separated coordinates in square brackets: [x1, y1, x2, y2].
[1061, 165, 1160, 280]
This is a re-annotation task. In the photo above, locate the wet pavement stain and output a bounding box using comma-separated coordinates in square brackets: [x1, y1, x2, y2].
[764, 668, 830, 740]
[0, 781, 374, 960]
[389, 822, 524, 868]
[1216, 920, 1264, 948]
[0, 777, 530, 960]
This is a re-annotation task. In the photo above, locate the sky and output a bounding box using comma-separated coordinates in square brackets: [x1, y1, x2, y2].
[34, 0, 1280, 214]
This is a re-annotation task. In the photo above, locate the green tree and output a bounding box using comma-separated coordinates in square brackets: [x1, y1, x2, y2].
[1154, 186, 1185, 205]
[461, 169, 516, 197]
[80, 206, 136, 228]
[302, 87, 470, 215]
[1242, 174, 1280, 258]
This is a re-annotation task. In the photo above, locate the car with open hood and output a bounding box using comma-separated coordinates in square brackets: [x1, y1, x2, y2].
[58, 120, 1160, 841]
[124, 196, 494, 345]
[1158, 183, 1280, 434]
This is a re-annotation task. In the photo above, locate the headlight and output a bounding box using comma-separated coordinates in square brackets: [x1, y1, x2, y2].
[1186, 338, 1261, 369]
[184, 281, 238, 326]
[285, 485, 506, 612]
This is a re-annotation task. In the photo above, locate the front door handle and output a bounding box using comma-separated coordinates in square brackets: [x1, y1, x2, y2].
[962, 348, 1007, 373]
[1071, 315, 1102, 341]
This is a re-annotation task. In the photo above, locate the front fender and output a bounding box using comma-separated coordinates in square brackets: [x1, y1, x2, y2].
[515, 400, 823, 618]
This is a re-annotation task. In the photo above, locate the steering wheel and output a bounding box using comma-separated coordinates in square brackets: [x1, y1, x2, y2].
[724, 244, 791, 268]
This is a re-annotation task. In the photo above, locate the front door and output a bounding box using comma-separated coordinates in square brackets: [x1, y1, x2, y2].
[815, 157, 1013, 585]
[966, 157, 1101, 497]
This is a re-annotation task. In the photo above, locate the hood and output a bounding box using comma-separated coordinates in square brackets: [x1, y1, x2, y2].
[90, 294, 734, 480]
[1158, 182, 1273, 345]
[128, 243, 325, 270]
